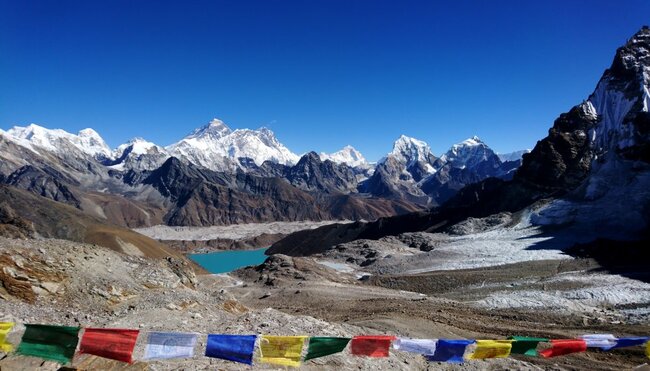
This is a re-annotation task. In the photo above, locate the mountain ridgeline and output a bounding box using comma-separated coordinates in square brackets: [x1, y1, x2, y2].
[0, 99, 526, 228]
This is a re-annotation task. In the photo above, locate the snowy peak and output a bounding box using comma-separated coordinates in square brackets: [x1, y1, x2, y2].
[220, 127, 300, 166]
[166, 118, 299, 170]
[442, 136, 498, 169]
[115, 137, 165, 157]
[389, 135, 436, 166]
[185, 118, 232, 140]
[5, 123, 112, 158]
[108, 137, 170, 171]
[320, 145, 368, 168]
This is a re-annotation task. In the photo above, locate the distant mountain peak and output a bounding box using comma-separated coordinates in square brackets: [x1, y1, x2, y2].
[442, 137, 497, 169]
[165, 117, 299, 170]
[390, 135, 434, 164]
[5, 123, 112, 158]
[320, 145, 368, 168]
[186, 118, 232, 140]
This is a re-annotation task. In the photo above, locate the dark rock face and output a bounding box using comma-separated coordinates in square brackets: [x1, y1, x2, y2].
[3, 165, 81, 207]
[359, 156, 430, 204]
[285, 152, 358, 193]
[137, 157, 423, 226]
[515, 103, 598, 190]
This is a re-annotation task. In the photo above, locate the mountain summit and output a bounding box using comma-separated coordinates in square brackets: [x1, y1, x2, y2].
[320, 145, 369, 168]
[165, 119, 299, 171]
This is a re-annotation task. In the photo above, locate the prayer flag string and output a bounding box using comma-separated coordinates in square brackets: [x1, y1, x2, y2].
[0, 321, 648, 366]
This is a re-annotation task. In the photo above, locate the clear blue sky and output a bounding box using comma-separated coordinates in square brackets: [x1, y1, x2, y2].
[1, 1, 648, 161]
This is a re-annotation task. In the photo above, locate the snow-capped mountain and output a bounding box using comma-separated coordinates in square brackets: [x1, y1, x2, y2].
[165, 119, 300, 171]
[441, 136, 498, 169]
[497, 150, 530, 162]
[4, 124, 112, 159]
[320, 145, 369, 168]
[387, 135, 438, 173]
[107, 137, 170, 171]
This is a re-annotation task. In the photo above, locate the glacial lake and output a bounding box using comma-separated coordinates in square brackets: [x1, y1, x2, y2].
[189, 248, 269, 274]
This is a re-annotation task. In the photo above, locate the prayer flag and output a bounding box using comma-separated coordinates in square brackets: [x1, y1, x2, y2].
[16, 324, 80, 364]
[508, 336, 548, 356]
[580, 334, 617, 349]
[143, 332, 198, 360]
[468, 340, 512, 359]
[79, 328, 139, 363]
[0, 322, 15, 353]
[539, 339, 587, 358]
[259, 335, 307, 367]
[205, 334, 256, 365]
[304, 337, 350, 361]
[426, 339, 474, 363]
[607, 337, 650, 350]
[350, 335, 395, 357]
[393, 338, 437, 356]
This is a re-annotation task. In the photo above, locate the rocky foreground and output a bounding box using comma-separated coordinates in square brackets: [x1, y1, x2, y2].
[0, 234, 649, 370]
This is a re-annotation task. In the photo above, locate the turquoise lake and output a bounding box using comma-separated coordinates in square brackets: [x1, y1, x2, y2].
[189, 248, 269, 274]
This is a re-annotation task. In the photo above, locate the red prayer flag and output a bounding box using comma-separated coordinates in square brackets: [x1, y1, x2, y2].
[539, 339, 587, 358]
[350, 335, 396, 357]
[79, 328, 140, 363]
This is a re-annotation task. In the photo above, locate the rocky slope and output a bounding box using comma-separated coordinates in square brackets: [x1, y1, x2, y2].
[0, 185, 177, 259]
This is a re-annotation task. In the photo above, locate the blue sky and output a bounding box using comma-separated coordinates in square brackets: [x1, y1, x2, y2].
[1, 1, 649, 161]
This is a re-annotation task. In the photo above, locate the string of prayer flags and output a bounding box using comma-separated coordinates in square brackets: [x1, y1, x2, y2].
[304, 337, 350, 361]
[468, 340, 513, 359]
[426, 339, 475, 363]
[142, 332, 198, 360]
[392, 338, 437, 356]
[580, 334, 617, 349]
[205, 334, 256, 365]
[0, 322, 14, 353]
[259, 335, 307, 367]
[508, 336, 548, 356]
[79, 328, 140, 363]
[350, 335, 395, 357]
[539, 339, 587, 358]
[607, 337, 650, 350]
[16, 324, 80, 364]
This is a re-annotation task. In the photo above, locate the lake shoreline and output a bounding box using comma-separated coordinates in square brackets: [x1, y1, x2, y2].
[189, 247, 270, 274]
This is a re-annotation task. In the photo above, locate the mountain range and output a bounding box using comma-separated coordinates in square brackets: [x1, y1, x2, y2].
[0, 108, 526, 230]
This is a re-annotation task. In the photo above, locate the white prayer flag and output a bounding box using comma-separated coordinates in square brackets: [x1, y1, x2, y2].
[143, 332, 198, 360]
[580, 334, 617, 349]
[393, 338, 438, 355]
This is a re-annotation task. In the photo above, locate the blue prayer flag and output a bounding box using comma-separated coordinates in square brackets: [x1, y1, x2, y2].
[426, 339, 475, 363]
[605, 337, 650, 350]
[205, 334, 257, 365]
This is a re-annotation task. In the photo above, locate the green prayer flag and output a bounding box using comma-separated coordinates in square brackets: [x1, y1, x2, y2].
[304, 337, 350, 361]
[17, 324, 80, 364]
[508, 336, 548, 356]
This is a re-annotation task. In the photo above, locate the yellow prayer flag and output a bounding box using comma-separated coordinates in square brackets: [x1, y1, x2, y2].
[468, 340, 513, 359]
[0, 322, 15, 353]
[259, 335, 307, 367]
